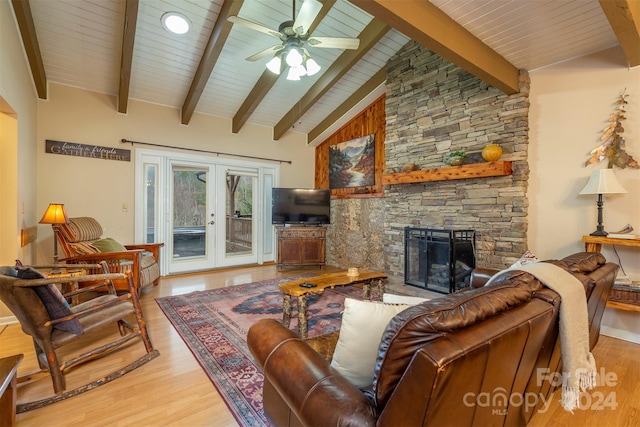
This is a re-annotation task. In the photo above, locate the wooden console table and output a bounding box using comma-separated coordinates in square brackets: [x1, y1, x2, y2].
[276, 226, 326, 271]
[583, 235, 640, 312]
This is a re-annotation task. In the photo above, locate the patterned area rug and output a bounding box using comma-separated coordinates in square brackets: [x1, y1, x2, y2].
[155, 276, 366, 427]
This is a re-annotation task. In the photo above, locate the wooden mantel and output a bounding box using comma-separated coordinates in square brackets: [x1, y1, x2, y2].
[382, 161, 512, 185]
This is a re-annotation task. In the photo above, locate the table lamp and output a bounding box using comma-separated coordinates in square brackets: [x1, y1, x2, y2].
[579, 169, 627, 236]
[39, 203, 69, 268]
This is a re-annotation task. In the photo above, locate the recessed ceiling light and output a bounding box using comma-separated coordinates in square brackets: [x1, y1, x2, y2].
[161, 12, 190, 35]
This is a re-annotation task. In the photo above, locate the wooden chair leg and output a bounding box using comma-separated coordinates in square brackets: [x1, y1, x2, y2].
[117, 319, 127, 336]
[126, 273, 154, 353]
[138, 318, 153, 354]
[41, 341, 65, 394]
[133, 301, 153, 353]
[32, 340, 48, 371]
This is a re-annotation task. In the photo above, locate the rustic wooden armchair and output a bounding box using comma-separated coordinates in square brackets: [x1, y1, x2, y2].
[53, 217, 163, 293]
[0, 262, 159, 411]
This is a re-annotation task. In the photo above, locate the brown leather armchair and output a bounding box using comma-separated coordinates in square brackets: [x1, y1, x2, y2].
[248, 252, 617, 426]
[54, 217, 163, 293]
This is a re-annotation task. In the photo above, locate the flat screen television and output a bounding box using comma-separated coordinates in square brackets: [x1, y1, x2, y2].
[272, 188, 330, 225]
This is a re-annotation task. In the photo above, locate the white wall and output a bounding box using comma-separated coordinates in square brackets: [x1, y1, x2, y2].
[529, 46, 640, 342]
[36, 83, 315, 263]
[0, 0, 39, 319]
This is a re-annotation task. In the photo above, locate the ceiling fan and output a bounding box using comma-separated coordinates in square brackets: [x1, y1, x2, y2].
[228, 0, 360, 80]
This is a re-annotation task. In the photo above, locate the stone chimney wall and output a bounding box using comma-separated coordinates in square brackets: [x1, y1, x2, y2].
[383, 41, 530, 279]
[326, 41, 530, 279]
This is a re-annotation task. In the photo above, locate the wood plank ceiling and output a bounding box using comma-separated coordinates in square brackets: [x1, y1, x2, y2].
[11, 0, 639, 145]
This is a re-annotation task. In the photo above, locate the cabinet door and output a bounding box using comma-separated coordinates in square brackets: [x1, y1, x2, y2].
[280, 239, 302, 264]
[300, 239, 322, 264]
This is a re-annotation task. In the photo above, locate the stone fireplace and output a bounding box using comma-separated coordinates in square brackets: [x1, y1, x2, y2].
[404, 228, 476, 293]
[326, 40, 530, 283]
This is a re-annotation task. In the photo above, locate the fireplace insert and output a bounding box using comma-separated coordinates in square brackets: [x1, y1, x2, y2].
[404, 228, 476, 293]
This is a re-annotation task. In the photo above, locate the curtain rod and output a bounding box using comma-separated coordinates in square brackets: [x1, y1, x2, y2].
[120, 138, 292, 164]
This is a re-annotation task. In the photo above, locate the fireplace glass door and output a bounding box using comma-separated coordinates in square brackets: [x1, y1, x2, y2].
[405, 228, 476, 293]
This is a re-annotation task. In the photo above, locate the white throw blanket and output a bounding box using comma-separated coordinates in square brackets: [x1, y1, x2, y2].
[486, 262, 597, 412]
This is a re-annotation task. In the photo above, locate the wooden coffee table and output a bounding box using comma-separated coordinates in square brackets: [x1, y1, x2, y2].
[279, 270, 387, 339]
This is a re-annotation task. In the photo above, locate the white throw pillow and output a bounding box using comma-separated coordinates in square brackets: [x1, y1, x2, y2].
[383, 293, 429, 305]
[330, 298, 410, 388]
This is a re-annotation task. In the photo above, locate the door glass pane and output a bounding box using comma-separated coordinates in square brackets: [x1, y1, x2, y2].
[225, 174, 253, 256]
[144, 164, 157, 243]
[173, 167, 207, 259]
[263, 173, 273, 255]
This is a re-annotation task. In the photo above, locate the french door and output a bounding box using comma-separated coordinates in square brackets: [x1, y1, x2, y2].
[135, 149, 278, 275]
[169, 161, 215, 273]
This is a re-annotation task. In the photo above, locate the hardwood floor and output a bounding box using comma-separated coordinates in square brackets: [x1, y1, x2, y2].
[1, 264, 639, 426]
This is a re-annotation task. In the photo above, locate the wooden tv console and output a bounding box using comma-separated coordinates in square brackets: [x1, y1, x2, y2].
[276, 226, 326, 271]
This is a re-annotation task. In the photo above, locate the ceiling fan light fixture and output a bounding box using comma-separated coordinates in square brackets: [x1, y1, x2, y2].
[293, 65, 307, 77]
[305, 57, 321, 76]
[286, 67, 302, 81]
[229, 0, 358, 81]
[266, 55, 282, 75]
[285, 47, 303, 67]
[162, 12, 190, 35]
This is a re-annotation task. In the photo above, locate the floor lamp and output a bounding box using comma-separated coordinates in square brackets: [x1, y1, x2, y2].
[39, 203, 70, 272]
[579, 169, 627, 236]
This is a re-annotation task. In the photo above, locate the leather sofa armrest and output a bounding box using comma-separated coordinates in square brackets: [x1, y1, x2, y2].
[247, 319, 376, 427]
[469, 267, 500, 288]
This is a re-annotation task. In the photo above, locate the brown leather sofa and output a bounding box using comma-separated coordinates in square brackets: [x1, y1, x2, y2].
[247, 252, 617, 426]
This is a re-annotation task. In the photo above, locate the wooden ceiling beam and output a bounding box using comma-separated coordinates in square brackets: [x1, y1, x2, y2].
[273, 19, 390, 140]
[232, 72, 280, 134]
[307, 68, 386, 144]
[11, 0, 47, 99]
[599, 0, 640, 67]
[349, 0, 520, 95]
[231, 0, 336, 134]
[181, 0, 244, 125]
[117, 0, 138, 114]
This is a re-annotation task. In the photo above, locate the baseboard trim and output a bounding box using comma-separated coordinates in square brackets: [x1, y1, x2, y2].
[601, 325, 640, 344]
[0, 315, 18, 325]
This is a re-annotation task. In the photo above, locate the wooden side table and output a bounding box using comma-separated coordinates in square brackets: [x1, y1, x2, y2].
[582, 235, 640, 312]
[33, 265, 86, 306]
[0, 354, 23, 427]
[582, 235, 640, 252]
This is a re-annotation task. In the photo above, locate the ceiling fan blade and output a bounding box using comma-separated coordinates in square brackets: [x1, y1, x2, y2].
[293, 0, 322, 36]
[228, 16, 284, 40]
[246, 45, 284, 62]
[306, 36, 360, 50]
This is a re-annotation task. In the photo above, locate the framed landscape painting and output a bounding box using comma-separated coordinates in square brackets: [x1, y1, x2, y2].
[329, 134, 375, 189]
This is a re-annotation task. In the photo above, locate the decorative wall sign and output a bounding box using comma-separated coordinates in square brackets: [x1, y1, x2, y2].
[45, 139, 131, 162]
[329, 134, 375, 188]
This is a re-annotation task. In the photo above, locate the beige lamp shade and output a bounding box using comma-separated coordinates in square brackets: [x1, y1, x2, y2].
[39, 203, 69, 225]
[579, 169, 627, 195]
[579, 169, 626, 237]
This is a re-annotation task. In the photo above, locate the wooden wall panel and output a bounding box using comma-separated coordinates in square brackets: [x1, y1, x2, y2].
[314, 95, 386, 198]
